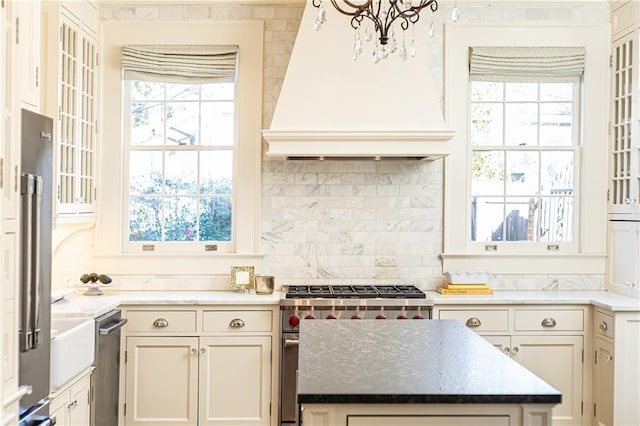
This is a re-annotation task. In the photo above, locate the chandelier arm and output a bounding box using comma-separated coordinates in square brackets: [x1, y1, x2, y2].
[312, 0, 440, 55]
[330, 0, 384, 35]
[330, 0, 370, 17]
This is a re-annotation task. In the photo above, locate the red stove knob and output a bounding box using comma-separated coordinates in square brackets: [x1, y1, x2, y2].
[326, 314, 337, 320]
[304, 314, 316, 320]
[397, 314, 408, 320]
[288, 315, 300, 327]
[375, 314, 387, 320]
[413, 314, 425, 320]
[351, 313, 362, 320]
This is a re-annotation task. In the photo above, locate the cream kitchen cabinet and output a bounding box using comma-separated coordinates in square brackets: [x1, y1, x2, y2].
[0, 232, 19, 426]
[49, 368, 92, 426]
[610, 0, 640, 220]
[0, 2, 20, 425]
[591, 308, 640, 426]
[436, 306, 590, 426]
[124, 336, 198, 425]
[1, 0, 18, 225]
[14, 0, 40, 111]
[302, 400, 553, 425]
[607, 220, 640, 297]
[42, 0, 98, 221]
[121, 307, 274, 426]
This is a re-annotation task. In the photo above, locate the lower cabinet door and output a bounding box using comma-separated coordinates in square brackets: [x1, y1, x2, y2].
[198, 336, 271, 426]
[49, 372, 91, 426]
[68, 375, 91, 426]
[481, 335, 511, 356]
[125, 336, 199, 425]
[50, 396, 69, 426]
[512, 335, 583, 426]
[593, 337, 614, 426]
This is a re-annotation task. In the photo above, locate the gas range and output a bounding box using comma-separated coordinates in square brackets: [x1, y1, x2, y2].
[280, 284, 433, 324]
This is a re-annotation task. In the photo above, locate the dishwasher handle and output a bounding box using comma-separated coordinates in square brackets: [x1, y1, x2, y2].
[99, 318, 127, 336]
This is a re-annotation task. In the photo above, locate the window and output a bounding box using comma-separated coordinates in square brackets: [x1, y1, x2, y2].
[97, 21, 263, 275]
[124, 80, 236, 252]
[442, 23, 609, 274]
[470, 81, 579, 246]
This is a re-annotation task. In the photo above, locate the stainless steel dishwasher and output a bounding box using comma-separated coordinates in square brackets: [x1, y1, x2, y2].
[92, 310, 127, 426]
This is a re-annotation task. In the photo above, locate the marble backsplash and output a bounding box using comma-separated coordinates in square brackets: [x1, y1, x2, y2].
[51, 1, 608, 293]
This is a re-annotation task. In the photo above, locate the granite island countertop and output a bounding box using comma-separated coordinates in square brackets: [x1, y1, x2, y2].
[297, 320, 562, 405]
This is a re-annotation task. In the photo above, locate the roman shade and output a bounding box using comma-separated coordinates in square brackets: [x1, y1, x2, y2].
[121, 44, 238, 83]
[469, 46, 586, 83]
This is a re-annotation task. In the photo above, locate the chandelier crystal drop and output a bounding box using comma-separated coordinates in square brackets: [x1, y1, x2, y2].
[451, 2, 459, 22]
[312, 0, 440, 62]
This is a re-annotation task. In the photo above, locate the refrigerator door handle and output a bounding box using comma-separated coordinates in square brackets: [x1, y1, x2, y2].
[19, 174, 34, 352]
[31, 176, 43, 349]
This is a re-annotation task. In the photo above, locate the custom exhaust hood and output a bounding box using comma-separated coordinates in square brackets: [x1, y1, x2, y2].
[262, 2, 454, 160]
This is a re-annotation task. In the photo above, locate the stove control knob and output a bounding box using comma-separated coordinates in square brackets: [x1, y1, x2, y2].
[375, 314, 387, 320]
[397, 314, 408, 320]
[351, 313, 362, 320]
[413, 314, 425, 320]
[289, 315, 300, 327]
[304, 314, 316, 320]
[326, 314, 337, 320]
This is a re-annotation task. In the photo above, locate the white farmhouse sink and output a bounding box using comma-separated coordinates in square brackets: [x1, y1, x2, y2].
[50, 317, 95, 391]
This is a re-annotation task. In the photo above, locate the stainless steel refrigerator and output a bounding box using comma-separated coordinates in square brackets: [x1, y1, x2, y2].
[18, 109, 55, 426]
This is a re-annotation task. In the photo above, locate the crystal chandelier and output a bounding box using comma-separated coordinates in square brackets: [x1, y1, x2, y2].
[312, 0, 442, 63]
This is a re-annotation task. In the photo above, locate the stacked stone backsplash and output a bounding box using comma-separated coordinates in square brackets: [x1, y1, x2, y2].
[51, 2, 607, 292]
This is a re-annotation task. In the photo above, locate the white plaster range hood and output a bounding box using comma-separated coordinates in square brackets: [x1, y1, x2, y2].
[262, 2, 454, 160]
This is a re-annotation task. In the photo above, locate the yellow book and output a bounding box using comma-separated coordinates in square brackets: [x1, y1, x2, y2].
[437, 286, 493, 295]
[445, 283, 490, 290]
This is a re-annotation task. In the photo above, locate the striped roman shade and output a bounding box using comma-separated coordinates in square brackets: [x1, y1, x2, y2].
[121, 44, 238, 83]
[469, 46, 586, 83]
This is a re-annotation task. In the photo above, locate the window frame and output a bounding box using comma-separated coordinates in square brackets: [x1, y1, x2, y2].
[442, 23, 609, 275]
[122, 80, 237, 253]
[96, 21, 263, 275]
[468, 80, 581, 253]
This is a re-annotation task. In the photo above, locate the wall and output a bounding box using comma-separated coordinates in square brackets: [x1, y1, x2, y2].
[52, 1, 609, 292]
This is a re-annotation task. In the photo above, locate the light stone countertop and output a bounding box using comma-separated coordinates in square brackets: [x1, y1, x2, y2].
[427, 290, 640, 312]
[51, 290, 282, 318]
[50, 289, 640, 319]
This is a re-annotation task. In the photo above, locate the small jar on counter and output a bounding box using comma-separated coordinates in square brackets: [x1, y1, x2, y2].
[254, 275, 274, 294]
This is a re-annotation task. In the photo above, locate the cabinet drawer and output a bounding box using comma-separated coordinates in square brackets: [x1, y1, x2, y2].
[514, 309, 583, 331]
[202, 310, 272, 333]
[126, 310, 196, 333]
[438, 310, 508, 332]
[595, 310, 614, 339]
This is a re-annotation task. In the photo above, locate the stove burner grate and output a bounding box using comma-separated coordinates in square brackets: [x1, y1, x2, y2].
[284, 284, 425, 299]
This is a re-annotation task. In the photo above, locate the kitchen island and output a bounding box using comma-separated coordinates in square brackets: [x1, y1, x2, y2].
[298, 320, 561, 426]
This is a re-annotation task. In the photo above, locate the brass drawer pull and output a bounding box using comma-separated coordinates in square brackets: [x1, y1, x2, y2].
[465, 317, 481, 328]
[599, 320, 608, 331]
[153, 318, 169, 328]
[541, 317, 557, 327]
[229, 318, 245, 328]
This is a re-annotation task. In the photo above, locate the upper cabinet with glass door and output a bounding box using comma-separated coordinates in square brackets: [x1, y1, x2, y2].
[610, 0, 640, 221]
[43, 0, 99, 222]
